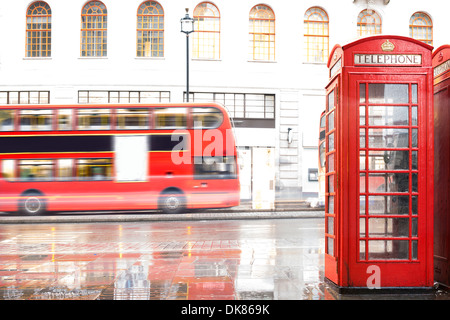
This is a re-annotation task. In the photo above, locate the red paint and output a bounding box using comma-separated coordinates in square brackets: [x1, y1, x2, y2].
[325, 36, 434, 289]
[433, 45, 450, 287]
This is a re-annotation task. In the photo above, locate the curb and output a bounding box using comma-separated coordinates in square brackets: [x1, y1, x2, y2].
[0, 209, 325, 224]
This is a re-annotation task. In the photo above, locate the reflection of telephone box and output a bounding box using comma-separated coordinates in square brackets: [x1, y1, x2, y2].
[432, 45, 450, 288]
[324, 36, 434, 290]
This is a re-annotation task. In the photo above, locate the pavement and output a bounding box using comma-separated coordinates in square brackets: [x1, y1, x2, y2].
[0, 201, 449, 304]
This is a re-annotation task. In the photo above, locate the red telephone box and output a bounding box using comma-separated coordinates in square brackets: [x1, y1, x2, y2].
[432, 45, 450, 288]
[325, 35, 434, 290]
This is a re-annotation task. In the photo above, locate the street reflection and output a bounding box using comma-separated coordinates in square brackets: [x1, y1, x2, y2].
[0, 219, 327, 300]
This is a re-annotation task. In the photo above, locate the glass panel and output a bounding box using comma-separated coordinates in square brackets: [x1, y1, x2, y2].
[328, 111, 335, 130]
[327, 154, 334, 172]
[360, 129, 366, 148]
[368, 150, 409, 170]
[368, 128, 409, 148]
[369, 218, 409, 237]
[368, 173, 409, 193]
[360, 106, 365, 125]
[360, 218, 366, 237]
[18, 160, 53, 181]
[58, 109, 73, 130]
[360, 196, 366, 215]
[368, 240, 409, 260]
[412, 196, 418, 215]
[76, 159, 112, 181]
[368, 84, 409, 104]
[412, 128, 418, 147]
[327, 216, 334, 235]
[327, 90, 334, 111]
[411, 84, 417, 104]
[360, 151, 366, 170]
[58, 159, 73, 181]
[359, 83, 366, 103]
[154, 108, 187, 129]
[368, 106, 409, 126]
[192, 107, 224, 129]
[0, 110, 14, 131]
[412, 151, 418, 170]
[20, 109, 53, 131]
[412, 106, 417, 125]
[328, 133, 334, 151]
[1, 159, 15, 181]
[412, 240, 418, 260]
[368, 195, 410, 215]
[360, 173, 366, 193]
[328, 175, 334, 193]
[116, 108, 149, 129]
[327, 238, 334, 256]
[360, 241, 366, 260]
[77, 109, 111, 130]
[412, 218, 418, 237]
[327, 195, 334, 214]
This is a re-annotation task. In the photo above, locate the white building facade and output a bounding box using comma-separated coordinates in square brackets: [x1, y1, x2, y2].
[0, 0, 446, 207]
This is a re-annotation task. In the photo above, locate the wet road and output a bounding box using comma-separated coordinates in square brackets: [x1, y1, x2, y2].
[0, 216, 448, 301]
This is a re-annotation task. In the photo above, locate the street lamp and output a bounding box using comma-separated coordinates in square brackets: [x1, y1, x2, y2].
[180, 8, 194, 102]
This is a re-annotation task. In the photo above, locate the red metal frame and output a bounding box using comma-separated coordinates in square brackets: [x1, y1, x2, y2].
[432, 45, 450, 287]
[0, 103, 240, 214]
[325, 36, 434, 289]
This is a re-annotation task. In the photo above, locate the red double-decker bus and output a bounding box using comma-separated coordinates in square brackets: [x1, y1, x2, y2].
[0, 103, 240, 215]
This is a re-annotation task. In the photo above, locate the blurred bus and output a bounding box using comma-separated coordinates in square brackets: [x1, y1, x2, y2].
[0, 103, 240, 215]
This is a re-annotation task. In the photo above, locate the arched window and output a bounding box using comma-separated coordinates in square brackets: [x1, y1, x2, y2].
[304, 7, 329, 63]
[81, 1, 107, 57]
[26, 1, 51, 57]
[193, 2, 220, 60]
[249, 5, 275, 61]
[357, 9, 381, 37]
[409, 12, 432, 46]
[137, 1, 164, 57]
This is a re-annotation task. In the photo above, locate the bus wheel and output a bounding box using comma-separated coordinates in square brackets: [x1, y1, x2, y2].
[159, 192, 185, 214]
[18, 191, 47, 216]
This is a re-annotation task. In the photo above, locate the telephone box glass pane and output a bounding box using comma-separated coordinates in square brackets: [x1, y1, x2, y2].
[368, 218, 410, 237]
[368, 173, 409, 193]
[328, 216, 334, 235]
[368, 106, 409, 126]
[368, 195, 409, 215]
[368, 240, 409, 260]
[328, 133, 334, 151]
[368, 150, 409, 170]
[359, 84, 366, 103]
[368, 128, 409, 148]
[368, 84, 409, 104]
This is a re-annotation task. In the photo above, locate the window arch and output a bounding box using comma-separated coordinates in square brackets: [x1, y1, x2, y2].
[26, 1, 52, 57]
[304, 7, 329, 63]
[357, 9, 381, 37]
[249, 4, 275, 61]
[409, 12, 432, 46]
[137, 1, 164, 57]
[81, 1, 107, 57]
[193, 2, 220, 60]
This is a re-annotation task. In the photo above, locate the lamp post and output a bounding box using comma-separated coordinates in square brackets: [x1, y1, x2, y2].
[180, 8, 194, 102]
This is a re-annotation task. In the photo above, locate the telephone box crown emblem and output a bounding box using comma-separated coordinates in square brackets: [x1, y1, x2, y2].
[381, 40, 395, 52]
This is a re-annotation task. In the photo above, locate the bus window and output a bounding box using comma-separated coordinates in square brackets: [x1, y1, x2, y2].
[1, 159, 15, 181]
[76, 158, 112, 181]
[194, 156, 237, 179]
[57, 159, 74, 180]
[154, 108, 187, 129]
[77, 109, 111, 130]
[192, 107, 223, 129]
[58, 109, 73, 130]
[0, 110, 14, 131]
[116, 108, 149, 129]
[18, 159, 54, 181]
[20, 109, 53, 131]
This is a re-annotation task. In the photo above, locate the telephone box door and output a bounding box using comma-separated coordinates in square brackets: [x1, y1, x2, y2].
[348, 74, 433, 287]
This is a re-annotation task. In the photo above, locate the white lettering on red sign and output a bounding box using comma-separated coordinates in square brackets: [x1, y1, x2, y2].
[354, 54, 422, 66]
